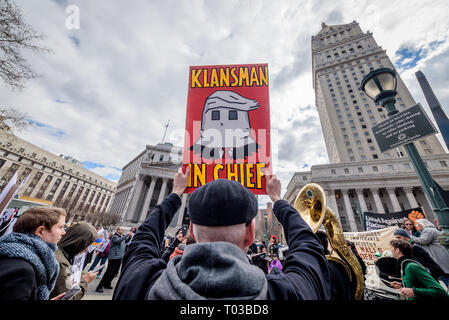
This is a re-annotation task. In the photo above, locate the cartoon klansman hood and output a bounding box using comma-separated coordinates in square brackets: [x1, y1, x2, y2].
[191, 90, 260, 160]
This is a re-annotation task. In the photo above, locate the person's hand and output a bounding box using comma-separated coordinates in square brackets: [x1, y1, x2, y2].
[128, 231, 133, 237]
[399, 287, 415, 298]
[82, 271, 98, 284]
[173, 166, 189, 198]
[390, 281, 402, 289]
[264, 171, 281, 203]
[176, 231, 183, 241]
[50, 292, 66, 300]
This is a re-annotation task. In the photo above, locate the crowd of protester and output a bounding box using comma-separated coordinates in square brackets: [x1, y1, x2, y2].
[0, 167, 448, 301]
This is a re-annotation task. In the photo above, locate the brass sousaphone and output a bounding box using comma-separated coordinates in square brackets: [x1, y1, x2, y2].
[294, 183, 364, 300]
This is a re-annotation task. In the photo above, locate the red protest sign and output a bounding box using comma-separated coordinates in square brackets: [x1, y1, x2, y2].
[182, 63, 271, 194]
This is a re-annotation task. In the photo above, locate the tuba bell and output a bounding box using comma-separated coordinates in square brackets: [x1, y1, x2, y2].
[294, 183, 365, 300]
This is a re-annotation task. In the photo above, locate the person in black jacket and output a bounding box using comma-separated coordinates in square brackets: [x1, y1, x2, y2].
[394, 228, 446, 282]
[316, 230, 354, 300]
[112, 168, 330, 300]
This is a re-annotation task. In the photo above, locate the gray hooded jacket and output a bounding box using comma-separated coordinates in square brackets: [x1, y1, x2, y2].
[148, 241, 267, 300]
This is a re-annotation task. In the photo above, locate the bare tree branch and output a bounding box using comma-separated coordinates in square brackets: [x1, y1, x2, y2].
[0, 0, 52, 90]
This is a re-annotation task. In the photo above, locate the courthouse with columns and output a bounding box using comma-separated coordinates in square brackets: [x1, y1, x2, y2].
[284, 21, 449, 232]
[110, 142, 188, 234]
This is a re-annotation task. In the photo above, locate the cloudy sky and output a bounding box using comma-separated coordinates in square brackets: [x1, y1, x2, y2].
[3, 0, 449, 206]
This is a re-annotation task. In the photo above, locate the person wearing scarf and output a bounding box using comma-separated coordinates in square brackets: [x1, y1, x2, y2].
[50, 221, 99, 300]
[0, 207, 66, 300]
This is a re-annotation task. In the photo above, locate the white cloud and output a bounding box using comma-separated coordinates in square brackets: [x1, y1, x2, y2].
[2, 0, 448, 196]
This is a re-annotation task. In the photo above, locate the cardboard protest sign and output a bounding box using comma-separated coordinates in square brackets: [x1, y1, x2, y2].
[344, 227, 396, 275]
[182, 63, 271, 194]
[69, 251, 86, 288]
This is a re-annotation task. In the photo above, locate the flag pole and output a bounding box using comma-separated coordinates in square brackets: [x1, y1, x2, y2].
[162, 120, 170, 143]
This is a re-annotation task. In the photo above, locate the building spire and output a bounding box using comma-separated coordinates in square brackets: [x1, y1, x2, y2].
[415, 70, 449, 150]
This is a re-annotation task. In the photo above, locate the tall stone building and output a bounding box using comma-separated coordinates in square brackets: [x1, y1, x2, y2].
[110, 142, 188, 234]
[0, 133, 116, 222]
[284, 21, 449, 232]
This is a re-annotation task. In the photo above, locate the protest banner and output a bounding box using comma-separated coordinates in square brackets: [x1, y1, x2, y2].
[363, 207, 425, 231]
[182, 63, 271, 194]
[0, 173, 30, 236]
[0, 172, 18, 213]
[344, 227, 396, 275]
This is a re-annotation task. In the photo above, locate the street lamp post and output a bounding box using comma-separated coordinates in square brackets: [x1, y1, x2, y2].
[361, 67, 449, 250]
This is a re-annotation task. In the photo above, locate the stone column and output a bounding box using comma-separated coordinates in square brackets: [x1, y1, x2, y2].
[326, 189, 340, 219]
[42, 178, 62, 201]
[356, 189, 368, 214]
[66, 184, 82, 210]
[371, 188, 385, 213]
[404, 187, 419, 208]
[81, 188, 94, 212]
[17, 169, 38, 196]
[30, 173, 50, 198]
[0, 159, 14, 177]
[49, 179, 67, 203]
[341, 189, 358, 232]
[386, 187, 402, 212]
[138, 178, 157, 223]
[157, 178, 169, 205]
[124, 177, 145, 221]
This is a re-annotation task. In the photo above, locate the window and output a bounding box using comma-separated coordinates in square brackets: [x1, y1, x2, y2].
[384, 153, 391, 158]
[303, 176, 307, 181]
[424, 149, 431, 154]
[211, 110, 220, 120]
[373, 154, 378, 159]
[361, 155, 367, 160]
[228, 110, 238, 120]
[387, 165, 394, 171]
[440, 161, 448, 167]
[372, 166, 378, 172]
[358, 167, 363, 173]
[331, 169, 336, 175]
[419, 140, 427, 146]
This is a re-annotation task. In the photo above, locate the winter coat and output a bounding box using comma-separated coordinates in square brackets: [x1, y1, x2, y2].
[268, 259, 283, 273]
[50, 221, 98, 299]
[112, 193, 330, 300]
[411, 226, 449, 274]
[410, 243, 445, 280]
[108, 232, 129, 260]
[0, 232, 59, 300]
[168, 244, 185, 260]
[398, 257, 449, 300]
[99, 241, 111, 258]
